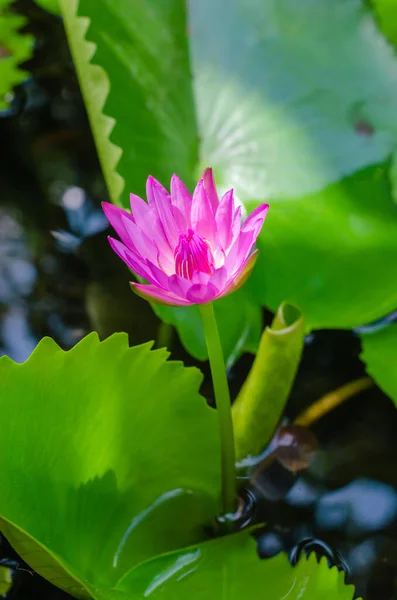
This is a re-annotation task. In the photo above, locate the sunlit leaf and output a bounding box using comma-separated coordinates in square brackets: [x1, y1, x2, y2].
[190, 0, 397, 330]
[0, 334, 220, 598]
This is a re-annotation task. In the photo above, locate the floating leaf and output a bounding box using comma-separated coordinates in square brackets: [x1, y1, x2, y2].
[115, 532, 356, 600]
[0, 334, 220, 597]
[360, 323, 397, 407]
[2, 335, 353, 600]
[189, 0, 397, 330]
[0, 0, 34, 110]
[232, 303, 304, 462]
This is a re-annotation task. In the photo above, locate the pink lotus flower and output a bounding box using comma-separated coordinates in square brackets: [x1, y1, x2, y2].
[102, 169, 269, 306]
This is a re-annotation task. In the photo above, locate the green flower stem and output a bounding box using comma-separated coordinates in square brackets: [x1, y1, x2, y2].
[199, 302, 236, 515]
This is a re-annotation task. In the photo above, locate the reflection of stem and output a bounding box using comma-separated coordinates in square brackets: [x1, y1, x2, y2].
[199, 302, 236, 515]
[294, 376, 374, 427]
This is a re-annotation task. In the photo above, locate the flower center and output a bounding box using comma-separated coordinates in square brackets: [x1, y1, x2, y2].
[174, 228, 214, 280]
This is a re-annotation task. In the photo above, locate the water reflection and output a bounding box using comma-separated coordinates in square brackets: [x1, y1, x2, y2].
[56, 185, 108, 246]
[289, 537, 349, 574]
[315, 479, 397, 536]
[0, 210, 37, 302]
[255, 473, 397, 597]
[0, 202, 90, 361]
[285, 478, 324, 508]
[2, 306, 38, 363]
[257, 530, 284, 559]
[273, 426, 319, 473]
[0, 209, 38, 362]
[251, 368, 397, 600]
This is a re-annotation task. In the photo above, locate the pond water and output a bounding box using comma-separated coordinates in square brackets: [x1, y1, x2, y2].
[1, 3, 397, 599]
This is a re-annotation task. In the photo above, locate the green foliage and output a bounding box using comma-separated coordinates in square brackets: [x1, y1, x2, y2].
[190, 0, 397, 330]
[60, 0, 397, 359]
[0, 0, 34, 110]
[0, 334, 220, 597]
[0, 334, 358, 600]
[371, 0, 397, 46]
[33, 0, 60, 15]
[232, 303, 304, 462]
[0, 566, 12, 595]
[115, 533, 356, 600]
[246, 166, 397, 329]
[61, 0, 197, 206]
[60, 0, 123, 204]
[60, 0, 262, 362]
[360, 323, 397, 407]
[152, 288, 262, 365]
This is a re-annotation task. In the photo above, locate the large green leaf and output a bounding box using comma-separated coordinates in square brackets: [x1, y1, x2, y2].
[60, 0, 123, 204]
[1, 334, 355, 600]
[115, 532, 356, 600]
[189, 0, 397, 329]
[245, 166, 397, 329]
[0, 334, 220, 597]
[61, 0, 397, 357]
[61, 0, 198, 205]
[360, 323, 397, 407]
[0, 0, 34, 110]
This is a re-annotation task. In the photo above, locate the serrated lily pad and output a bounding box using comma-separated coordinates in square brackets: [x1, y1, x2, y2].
[0, 0, 34, 110]
[0, 333, 220, 597]
[115, 532, 356, 600]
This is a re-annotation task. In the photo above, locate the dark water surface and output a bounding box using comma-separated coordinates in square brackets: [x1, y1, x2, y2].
[1, 2, 397, 599]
